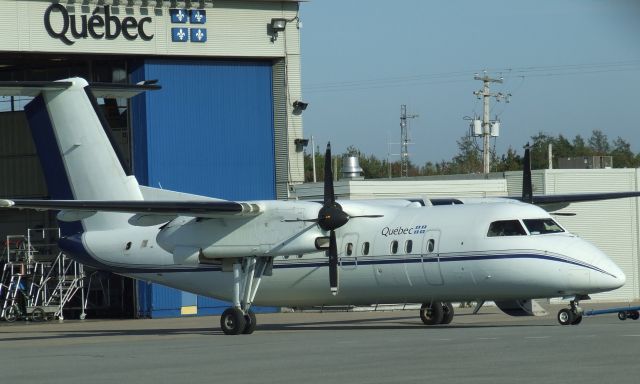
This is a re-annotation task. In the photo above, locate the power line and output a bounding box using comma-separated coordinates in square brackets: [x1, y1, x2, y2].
[305, 60, 640, 94]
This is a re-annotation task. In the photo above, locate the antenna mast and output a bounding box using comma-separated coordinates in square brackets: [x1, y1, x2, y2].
[400, 104, 418, 178]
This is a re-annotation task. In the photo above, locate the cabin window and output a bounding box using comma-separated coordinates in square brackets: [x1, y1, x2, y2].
[346, 243, 353, 256]
[391, 240, 399, 254]
[427, 239, 435, 253]
[523, 218, 564, 235]
[405, 240, 413, 253]
[487, 220, 527, 237]
[362, 242, 370, 255]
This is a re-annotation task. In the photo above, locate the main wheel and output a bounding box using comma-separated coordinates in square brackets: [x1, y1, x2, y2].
[618, 311, 627, 321]
[220, 308, 246, 335]
[557, 308, 574, 325]
[242, 310, 257, 334]
[440, 302, 454, 325]
[4, 304, 20, 323]
[571, 315, 583, 325]
[31, 307, 46, 322]
[629, 311, 639, 320]
[420, 301, 444, 325]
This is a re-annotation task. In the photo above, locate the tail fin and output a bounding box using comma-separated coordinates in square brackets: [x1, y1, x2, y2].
[0, 78, 157, 232]
[522, 143, 533, 203]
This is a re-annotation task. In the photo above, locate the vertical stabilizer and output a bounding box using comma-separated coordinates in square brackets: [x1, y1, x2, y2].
[22, 78, 143, 232]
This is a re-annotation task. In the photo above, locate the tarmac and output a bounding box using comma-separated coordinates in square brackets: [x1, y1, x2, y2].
[2, 303, 640, 384]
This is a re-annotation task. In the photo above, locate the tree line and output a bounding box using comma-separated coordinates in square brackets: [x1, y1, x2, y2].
[304, 130, 638, 182]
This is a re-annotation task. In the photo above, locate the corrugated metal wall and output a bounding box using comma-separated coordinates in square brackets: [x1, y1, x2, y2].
[131, 59, 278, 317]
[131, 59, 275, 200]
[272, 58, 289, 199]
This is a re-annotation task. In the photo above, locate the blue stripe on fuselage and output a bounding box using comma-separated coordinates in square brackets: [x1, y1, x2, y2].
[56, 236, 615, 279]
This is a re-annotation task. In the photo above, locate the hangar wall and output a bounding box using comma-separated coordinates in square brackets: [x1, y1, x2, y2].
[0, 0, 305, 318]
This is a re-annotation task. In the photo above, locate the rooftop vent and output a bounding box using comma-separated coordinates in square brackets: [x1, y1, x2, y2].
[341, 156, 364, 180]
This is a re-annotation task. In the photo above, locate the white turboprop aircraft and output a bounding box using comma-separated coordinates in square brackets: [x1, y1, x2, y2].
[0, 78, 635, 334]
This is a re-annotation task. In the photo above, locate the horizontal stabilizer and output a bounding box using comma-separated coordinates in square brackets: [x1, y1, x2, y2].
[529, 191, 640, 205]
[0, 199, 261, 219]
[0, 80, 160, 98]
[0, 81, 72, 96]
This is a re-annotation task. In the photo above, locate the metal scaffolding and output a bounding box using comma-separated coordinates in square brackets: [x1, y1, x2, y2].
[0, 228, 86, 322]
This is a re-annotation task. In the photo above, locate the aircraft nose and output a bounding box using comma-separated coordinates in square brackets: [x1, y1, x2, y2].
[591, 253, 626, 291]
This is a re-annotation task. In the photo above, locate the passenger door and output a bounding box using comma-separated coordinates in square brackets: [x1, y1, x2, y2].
[422, 230, 444, 285]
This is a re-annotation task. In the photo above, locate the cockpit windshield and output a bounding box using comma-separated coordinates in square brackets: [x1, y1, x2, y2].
[487, 220, 527, 237]
[522, 218, 564, 235]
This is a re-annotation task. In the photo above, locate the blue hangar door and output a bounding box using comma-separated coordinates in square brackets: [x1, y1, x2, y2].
[131, 59, 276, 318]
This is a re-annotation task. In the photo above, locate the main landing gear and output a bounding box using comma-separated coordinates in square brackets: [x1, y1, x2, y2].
[220, 256, 269, 335]
[557, 296, 588, 326]
[420, 301, 454, 325]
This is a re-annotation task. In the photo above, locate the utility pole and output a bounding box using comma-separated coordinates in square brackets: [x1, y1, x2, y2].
[400, 105, 418, 178]
[473, 73, 509, 174]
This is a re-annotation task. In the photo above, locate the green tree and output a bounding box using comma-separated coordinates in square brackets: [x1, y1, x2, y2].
[450, 136, 482, 174]
[588, 130, 610, 155]
[611, 137, 636, 168]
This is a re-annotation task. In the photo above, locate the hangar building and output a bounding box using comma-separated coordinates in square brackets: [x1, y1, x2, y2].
[0, 0, 304, 318]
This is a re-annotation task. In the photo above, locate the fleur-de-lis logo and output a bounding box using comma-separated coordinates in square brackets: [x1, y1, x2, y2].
[176, 9, 185, 22]
[194, 29, 204, 41]
[194, 11, 203, 23]
[177, 28, 186, 40]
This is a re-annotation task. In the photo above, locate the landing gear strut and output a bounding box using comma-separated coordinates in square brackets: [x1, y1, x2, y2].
[420, 302, 454, 325]
[557, 296, 588, 326]
[220, 256, 270, 335]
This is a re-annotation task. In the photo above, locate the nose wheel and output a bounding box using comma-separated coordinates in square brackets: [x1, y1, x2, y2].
[557, 298, 585, 326]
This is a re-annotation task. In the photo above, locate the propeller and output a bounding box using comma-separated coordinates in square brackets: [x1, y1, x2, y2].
[284, 143, 383, 295]
[318, 143, 383, 295]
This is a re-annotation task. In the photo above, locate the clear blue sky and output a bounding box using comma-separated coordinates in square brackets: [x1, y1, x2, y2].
[298, 0, 640, 166]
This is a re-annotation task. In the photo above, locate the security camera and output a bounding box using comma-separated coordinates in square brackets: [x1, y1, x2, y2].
[293, 100, 308, 111]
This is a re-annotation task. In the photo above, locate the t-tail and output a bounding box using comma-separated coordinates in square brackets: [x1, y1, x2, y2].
[0, 78, 159, 234]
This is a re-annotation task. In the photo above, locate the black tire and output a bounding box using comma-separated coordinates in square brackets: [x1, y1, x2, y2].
[220, 308, 246, 335]
[440, 302, 454, 325]
[31, 307, 46, 322]
[557, 308, 574, 325]
[630, 311, 639, 320]
[4, 305, 19, 323]
[243, 310, 257, 334]
[618, 311, 627, 321]
[420, 302, 444, 325]
[571, 315, 583, 325]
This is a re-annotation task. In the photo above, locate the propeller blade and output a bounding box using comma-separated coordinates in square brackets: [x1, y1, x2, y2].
[522, 143, 533, 203]
[329, 230, 339, 295]
[282, 218, 320, 223]
[324, 143, 335, 206]
[348, 214, 384, 219]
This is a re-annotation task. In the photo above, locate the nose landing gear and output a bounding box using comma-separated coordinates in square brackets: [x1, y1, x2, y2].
[557, 296, 588, 326]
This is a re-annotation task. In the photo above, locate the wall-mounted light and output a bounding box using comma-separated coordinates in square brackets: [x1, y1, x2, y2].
[293, 100, 308, 112]
[294, 138, 309, 152]
[270, 18, 287, 41]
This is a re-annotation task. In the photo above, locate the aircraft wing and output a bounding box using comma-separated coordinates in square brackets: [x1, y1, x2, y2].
[0, 199, 261, 225]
